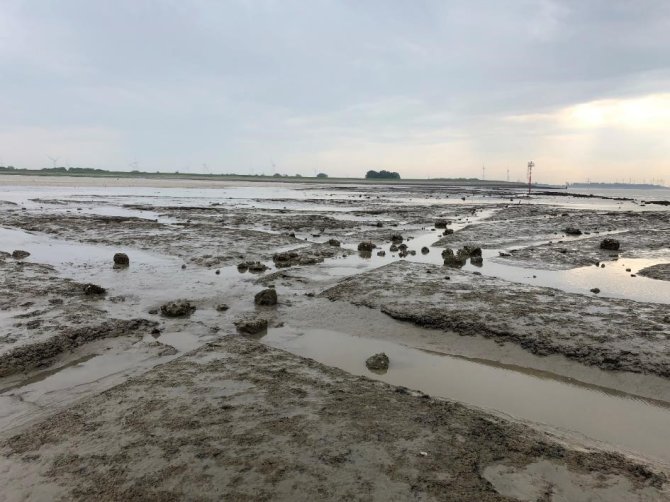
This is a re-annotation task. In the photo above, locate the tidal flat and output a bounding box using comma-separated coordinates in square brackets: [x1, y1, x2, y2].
[1, 175, 669, 501]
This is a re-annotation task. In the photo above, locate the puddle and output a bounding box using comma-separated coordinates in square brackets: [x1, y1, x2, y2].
[263, 326, 670, 465]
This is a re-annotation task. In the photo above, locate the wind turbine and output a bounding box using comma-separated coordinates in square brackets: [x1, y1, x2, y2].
[47, 155, 59, 169]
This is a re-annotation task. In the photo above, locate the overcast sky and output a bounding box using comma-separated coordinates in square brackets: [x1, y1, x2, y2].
[1, 1, 669, 183]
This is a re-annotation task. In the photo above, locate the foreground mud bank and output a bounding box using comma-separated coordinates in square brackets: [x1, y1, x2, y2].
[321, 261, 670, 377]
[1, 337, 667, 501]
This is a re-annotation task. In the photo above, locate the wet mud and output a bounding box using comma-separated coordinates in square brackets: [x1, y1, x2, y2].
[1, 177, 670, 499]
[1, 337, 667, 501]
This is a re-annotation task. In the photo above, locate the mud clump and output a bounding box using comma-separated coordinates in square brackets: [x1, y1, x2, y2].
[113, 252, 130, 267]
[83, 283, 107, 296]
[254, 288, 278, 306]
[160, 301, 196, 318]
[234, 317, 268, 335]
[442, 248, 466, 268]
[600, 238, 621, 251]
[11, 250, 30, 260]
[365, 352, 389, 371]
[357, 241, 376, 252]
[238, 261, 269, 273]
[565, 227, 582, 236]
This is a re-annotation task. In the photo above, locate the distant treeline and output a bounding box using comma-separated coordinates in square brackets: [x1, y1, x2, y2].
[365, 170, 401, 179]
[569, 182, 666, 189]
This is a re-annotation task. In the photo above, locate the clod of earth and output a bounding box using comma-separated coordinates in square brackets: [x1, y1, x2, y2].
[358, 241, 376, 252]
[389, 244, 399, 252]
[377, 250, 386, 257]
[442, 248, 466, 268]
[421, 247, 429, 254]
[434, 219, 448, 229]
[11, 250, 30, 260]
[83, 283, 106, 295]
[160, 300, 196, 317]
[327, 238, 341, 247]
[470, 255, 483, 266]
[390, 233, 403, 244]
[443, 228, 454, 235]
[254, 288, 278, 306]
[565, 227, 582, 235]
[591, 288, 601, 294]
[234, 317, 268, 334]
[600, 238, 621, 251]
[366, 352, 390, 371]
[113, 252, 129, 266]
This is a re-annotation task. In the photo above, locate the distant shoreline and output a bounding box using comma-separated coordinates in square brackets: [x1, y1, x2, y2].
[0, 171, 563, 189]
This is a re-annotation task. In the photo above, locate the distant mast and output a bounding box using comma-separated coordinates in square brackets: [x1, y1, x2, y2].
[527, 161, 534, 195]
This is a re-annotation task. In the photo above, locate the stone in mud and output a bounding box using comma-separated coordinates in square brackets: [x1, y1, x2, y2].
[460, 246, 482, 257]
[377, 250, 386, 257]
[470, 255, 483, 266]
[113, 253, 129, 267]
[11, 250, 30, 260]
[398, 243, 408, 251]
[365, 352, 389, 371]
[600, 238, 620, 251]
[376, 221, 383, 228]
[238, 261, 269, 273]
[389, 244, 399, 252]
[564, 227, 582, 236]
[83, 283, 106, 295]
[590, 288, 601, 294]
[434, 219, 448, 229]
[160, 301, 196, 318]
[421, 247, 430, 255]
[443, 228, 454, 236]
[390, 233, 403, 244]
[234, 317, 268, 335]
[327, 238, 341, 247]
[254, 288, 278, 306]
[357, 241, 376, 252]
[216, 304, 229, 312]
[442, 248, 466, 268]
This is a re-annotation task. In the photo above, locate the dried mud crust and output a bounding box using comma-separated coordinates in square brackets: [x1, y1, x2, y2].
[321, 261, 670, 378]
[638, 264, 670, 282]
[1, 337, 666, 501]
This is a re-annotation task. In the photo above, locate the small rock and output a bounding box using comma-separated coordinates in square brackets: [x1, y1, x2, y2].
[376, 221, 383, 228]
[148, 308, 158, 315]
[327, 239, 341, 247]
[181, 264, 187, 269]
[365, 352, 389, 371]
[600, 238, 620, 251]
[254, 288, 278, 306]
[235, 317, 268, 335]
[564, 227, 582, 236]
[470, 255, 483, 266]
[11, 250, 30, 260]
[160, 301, 196, 317]
[590, 288, 601, 294]
[215, 269, 220, 275]
[421, 247, 429, 254]
[434, 219, 448, 229]
[376, 250, 386, 257]
[389, 244, 399, 252]
[83, 283, 106, 295]
[113, 253, 129, 267]
[390, 233, 403, 244]
[443, 228, 454, 236]
[358, 241, 376, 252]
[216, 304, 229, 312]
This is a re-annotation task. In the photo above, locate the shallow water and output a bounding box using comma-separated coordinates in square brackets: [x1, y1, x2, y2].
[263, 326, 670, 465]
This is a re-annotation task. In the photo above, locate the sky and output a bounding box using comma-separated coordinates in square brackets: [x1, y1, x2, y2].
[1, 0, 669, 184]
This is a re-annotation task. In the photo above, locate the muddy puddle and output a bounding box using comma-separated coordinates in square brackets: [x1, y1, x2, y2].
[263, 325, 670, 465]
